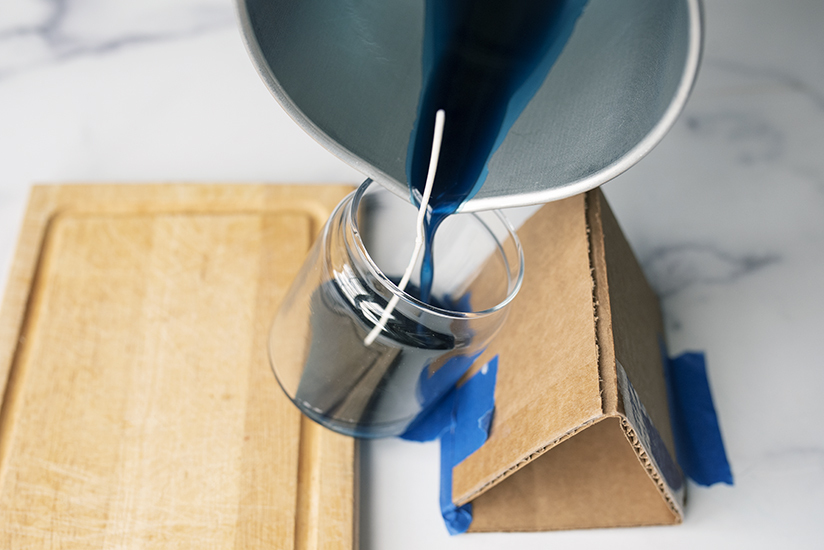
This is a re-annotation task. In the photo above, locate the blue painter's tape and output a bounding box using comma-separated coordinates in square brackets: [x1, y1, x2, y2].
[440, 424, 474, 536]
[452, 356, 498, 466]
[400, 386, 455, 442]
[401, 293, 480, 442]
[440, 356, 498, 535]
[416, 351, 483, 411]
[399, 356, 499, 535]
[665, 351, 734, 487]
[400, 352, 482, 441]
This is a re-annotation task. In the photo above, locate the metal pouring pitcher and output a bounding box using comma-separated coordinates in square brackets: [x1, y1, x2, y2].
[237, 0, 702, 211]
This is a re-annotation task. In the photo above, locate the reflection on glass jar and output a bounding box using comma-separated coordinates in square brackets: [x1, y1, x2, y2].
[269, 179, 523, 438]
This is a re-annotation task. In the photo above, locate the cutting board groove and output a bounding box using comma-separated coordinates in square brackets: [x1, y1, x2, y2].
[0, 184, 356, 549]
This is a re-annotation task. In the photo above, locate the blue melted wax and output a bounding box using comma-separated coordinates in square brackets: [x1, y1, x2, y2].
[293, 1, 590, 439]
[407, 0, 589, 302]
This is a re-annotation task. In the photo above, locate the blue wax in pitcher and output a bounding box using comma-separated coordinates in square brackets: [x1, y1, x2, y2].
[293, 2, 589, 436]
[408, 0, 589, 302]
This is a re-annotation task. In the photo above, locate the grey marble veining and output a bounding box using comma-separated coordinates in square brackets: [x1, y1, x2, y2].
[0, 0, 234, 80]
[706, 57, 824, 113]
[1, 0, 823, 548]
[641, 243, 781, 298]
[683, 110, 785, 165]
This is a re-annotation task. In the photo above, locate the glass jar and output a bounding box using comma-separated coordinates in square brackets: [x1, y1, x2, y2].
[269, 179, 523, 438]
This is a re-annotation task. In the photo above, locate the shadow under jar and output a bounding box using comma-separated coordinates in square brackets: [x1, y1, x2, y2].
[269, 179, 523, 438]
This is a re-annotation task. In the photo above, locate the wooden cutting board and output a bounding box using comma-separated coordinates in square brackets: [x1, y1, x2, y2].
[0, 184, 357, 549]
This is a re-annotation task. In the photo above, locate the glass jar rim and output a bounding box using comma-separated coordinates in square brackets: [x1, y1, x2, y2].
[344, 178, 524, 320]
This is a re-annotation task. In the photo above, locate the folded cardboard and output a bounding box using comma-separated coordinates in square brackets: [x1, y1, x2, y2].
[455, 189, 684, 531]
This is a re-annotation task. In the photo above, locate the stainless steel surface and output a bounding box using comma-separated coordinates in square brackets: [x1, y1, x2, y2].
[238, 0, 703, 211]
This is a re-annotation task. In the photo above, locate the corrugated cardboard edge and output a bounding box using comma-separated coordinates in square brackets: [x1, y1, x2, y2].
[452, 193, 604, 505]
[455, 189, 683, 526]
[460, 416, 603, 503]
[466, 415, 678, 532]
[615, 360, 685, 521]
[588, 189, 684, 520]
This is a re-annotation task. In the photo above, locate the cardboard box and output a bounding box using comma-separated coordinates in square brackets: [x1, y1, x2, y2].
[455, 189, 684, 531]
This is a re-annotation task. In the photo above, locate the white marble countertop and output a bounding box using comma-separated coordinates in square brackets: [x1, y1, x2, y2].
[2, 0, 822, 548]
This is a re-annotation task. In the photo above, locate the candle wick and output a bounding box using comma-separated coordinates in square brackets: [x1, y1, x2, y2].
[364, 109, 446, 347]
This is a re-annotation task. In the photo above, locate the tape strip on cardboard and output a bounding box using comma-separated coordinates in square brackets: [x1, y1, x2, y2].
[616, 359, 686, 515]
[401, 356, 499, 535]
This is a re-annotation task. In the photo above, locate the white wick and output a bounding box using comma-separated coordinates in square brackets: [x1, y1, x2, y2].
[364, 109, 446, 346]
